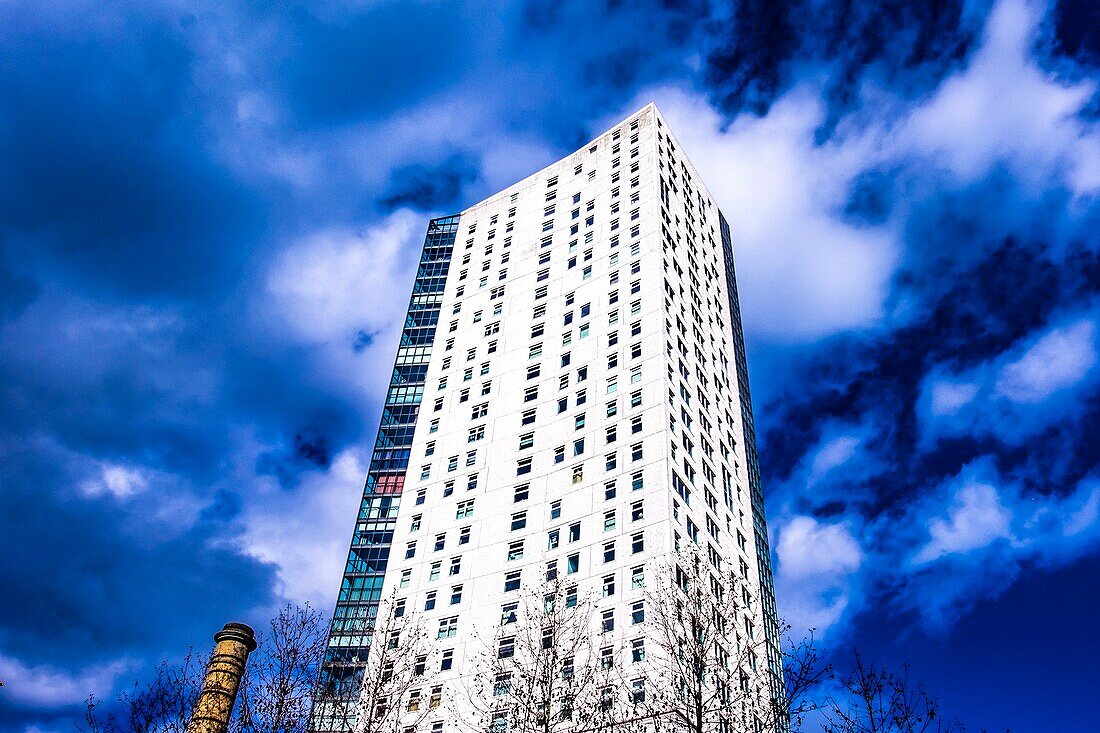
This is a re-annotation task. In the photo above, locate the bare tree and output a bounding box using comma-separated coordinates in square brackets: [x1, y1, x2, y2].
[778, 625, 831, 733]
[79, 649, 206, 733]
[79, 606, 327, 733]
[345, 592, 441, 733]
[634, 548, 782, 733]
[463, 579, 626, 733]
[819, 654, 964, 733]
[237, 604, 328, 733]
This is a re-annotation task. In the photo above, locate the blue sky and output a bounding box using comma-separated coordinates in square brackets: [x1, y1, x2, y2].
[0, 0, 1097, 730]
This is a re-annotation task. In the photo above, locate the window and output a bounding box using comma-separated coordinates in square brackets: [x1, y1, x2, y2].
[524, 386, 539, 402]
[568, 523, 581, 542]
[632, 415, 643, 434]
[567, 553, 580, 574]
[547, 529, 560, 549]
[632, 442, 643, 461]
[631, 565, 644, 588]
[631, 638, 646, 663]
[456, 500, 475, 519]
[607, 400, 618, 417]
[550, 500, 561, 519]
[507, 540, 524, 561]
[504, 571, 521, 592]
[471, 402, 488, 419]
[441, 648, 454, 670]
[605, 452, 617, 471]
[631, 600, 644, 624]
[632, 532, 644, 554]
[449, 556, 462, 575]
[602, 574, 616, 597]
[631, 500, 644, 521]
[603, 541, 616, 563]
[501, 602, 519, 625]
[601, 609, 614, 633]
[572, 464, 584, 484]
[400, 569, 412, 588]
[554, 445, 565, 463]
[434, 534, 446, 551]
[468, 425, 486, 442]
[511, 511, 527, 531]
[437, 617, 458, 639]
[631, 389, 642, 407]
[459, 526, 471, 545]
[605, 480, 617, 500]
[517, 457, 532, 475]
[573, 438, 585, 456]
[498, 636, 515, 659]
[522, 408, 536, 425]
[575, 413, 586, 429]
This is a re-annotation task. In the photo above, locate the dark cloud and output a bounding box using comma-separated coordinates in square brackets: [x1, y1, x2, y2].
[762, 233, 1099, 503]
[1052, 0, 1100, 65]
[0, 266, 40, 320]
[0, 3, 262, 299]
[0, 445, 277, 671]
[704, 0, 980, 118]
[379, 154, 480, 212]
[278, 1, 475, 125]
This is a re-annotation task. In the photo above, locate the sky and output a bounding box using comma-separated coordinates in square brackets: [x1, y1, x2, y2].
[0, 0, 1097, 730]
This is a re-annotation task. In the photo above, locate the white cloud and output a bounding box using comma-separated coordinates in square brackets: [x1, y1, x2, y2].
[774, 516, 863, 634]
[0, 651, 133, 709]
[267, 210, 424, 345]
[896, 460, 1100, 627]
[994, 318, 1097, 403]
[807, 434, 862, 487]
[263, 209, 433, 408]
[927, 379, 980, 416]
[899, 0, 1099, 196]
[240, 448, 367, 606]
[628, 86, 898, 342]
[914, 479, 1013, 564]
[919, 308, 1100, 445]
[79, 462, 148, 499]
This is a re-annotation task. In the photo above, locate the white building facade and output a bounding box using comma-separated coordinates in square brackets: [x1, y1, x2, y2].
[313, 104, 781, 732]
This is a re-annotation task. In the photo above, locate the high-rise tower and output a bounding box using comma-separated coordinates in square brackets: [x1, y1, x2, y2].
[312, 104, 781, 731]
